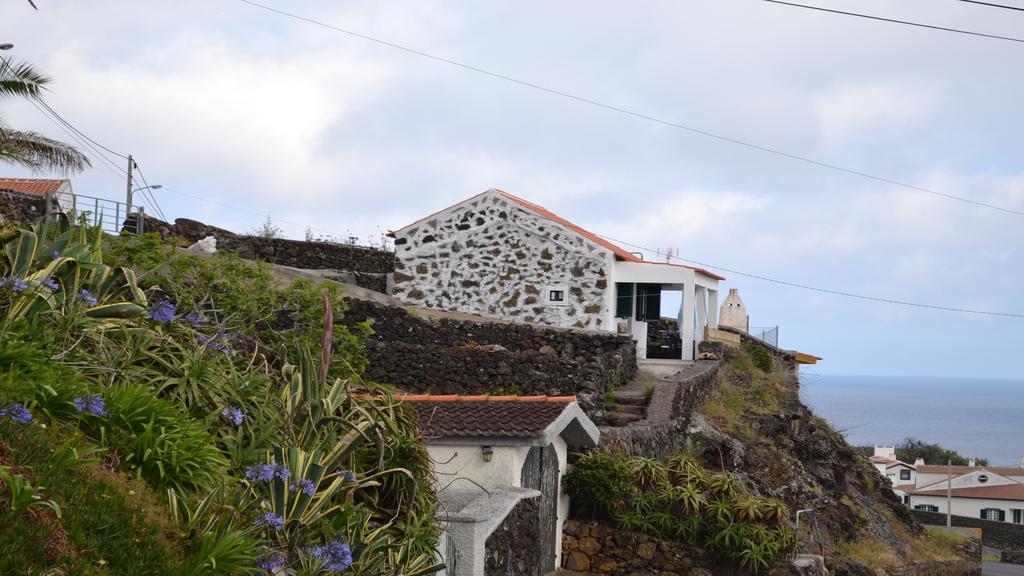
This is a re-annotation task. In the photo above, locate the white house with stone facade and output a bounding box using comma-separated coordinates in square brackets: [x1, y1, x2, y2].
[389, 189, 724, 362]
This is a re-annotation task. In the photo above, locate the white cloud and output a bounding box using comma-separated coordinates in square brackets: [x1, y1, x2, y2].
[813, 81, 943, 145]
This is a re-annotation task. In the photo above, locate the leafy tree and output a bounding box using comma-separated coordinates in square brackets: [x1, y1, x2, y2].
[251, 215, 282, 239]
[0, 60, 90, 173]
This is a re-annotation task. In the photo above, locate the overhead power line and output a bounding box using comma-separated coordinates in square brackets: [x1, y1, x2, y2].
[594, 233, 1024, 319]
[959, 0, 1024, 13]
[763, 0, 1024, 44]
[235, 0, 1024, 218]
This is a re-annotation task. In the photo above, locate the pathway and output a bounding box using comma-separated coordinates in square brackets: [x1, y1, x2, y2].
[984, 561, 1024, 576]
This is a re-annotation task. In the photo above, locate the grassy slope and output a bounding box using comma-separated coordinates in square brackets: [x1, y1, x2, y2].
[697, 344, 968, 574]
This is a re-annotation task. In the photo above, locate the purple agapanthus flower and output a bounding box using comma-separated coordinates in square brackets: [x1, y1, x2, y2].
[1, 403, 33, 424]
[274, 463, 291, 481]
[257, 551, 286, 571]
[244, 463, 276, 483]
[77, 289, 98, 307]
[308, 540, 353, 572]
[254, 512, 284, 531]
[221, 406, 244, 426]
[1, 276, 27, 293]
[39, 277, 59, 292]
[180, 311, 204, 327]
[73, 394, 107, 416]
[291, 478, 316, 496]
[51, 250, 60, 260]
[147, 299, 176, 323]
[339, 469, 357, 483]
[195, 333, 231, 352]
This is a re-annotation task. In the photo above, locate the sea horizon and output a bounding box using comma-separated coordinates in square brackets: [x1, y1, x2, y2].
[799, 372, 1024, 466]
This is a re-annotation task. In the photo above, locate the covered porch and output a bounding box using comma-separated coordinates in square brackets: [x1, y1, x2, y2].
[610, 262, 721, 363]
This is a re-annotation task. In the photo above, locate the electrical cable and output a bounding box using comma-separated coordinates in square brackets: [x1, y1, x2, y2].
[593, 233, 1024, 318]
[763, 0, 1024, 43]
[958, 0, 1024, 12]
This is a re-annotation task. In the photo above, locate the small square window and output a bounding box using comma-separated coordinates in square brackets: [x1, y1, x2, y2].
[545, 285, 569, 306]
[900, 469, 911, 481]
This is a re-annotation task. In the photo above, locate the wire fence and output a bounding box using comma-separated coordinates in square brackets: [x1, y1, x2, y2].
[748, 326, 779, 347]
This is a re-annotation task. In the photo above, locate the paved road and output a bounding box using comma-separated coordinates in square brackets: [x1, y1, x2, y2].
[983, 561, 1024, 575]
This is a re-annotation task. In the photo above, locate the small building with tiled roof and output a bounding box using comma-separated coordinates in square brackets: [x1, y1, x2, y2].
[0, 177, 73, 222]
[389, 189, 723, 362]
[402, 394, 598, 576]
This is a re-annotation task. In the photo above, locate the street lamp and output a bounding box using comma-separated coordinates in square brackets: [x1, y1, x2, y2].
[132, 184, 162, 192]
[0, 44, 13, 51]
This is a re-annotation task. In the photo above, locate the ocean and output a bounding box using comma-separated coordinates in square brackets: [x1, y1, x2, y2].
[799, 373, 1024, 466]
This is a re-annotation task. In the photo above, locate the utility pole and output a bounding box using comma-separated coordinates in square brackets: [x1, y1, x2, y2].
[125, 154, 134, 214]
[946, 459, 952, 527]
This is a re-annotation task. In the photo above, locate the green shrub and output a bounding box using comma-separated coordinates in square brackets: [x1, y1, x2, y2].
[746, 344, 773, 372]
[563, 452, 634, 518]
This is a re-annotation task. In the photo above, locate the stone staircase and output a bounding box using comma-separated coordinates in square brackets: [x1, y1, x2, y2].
[603, 371, 656, 426]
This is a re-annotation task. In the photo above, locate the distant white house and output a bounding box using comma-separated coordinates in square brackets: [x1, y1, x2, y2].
[389, 189, 724, 362]
[870, 446, 1024, 523]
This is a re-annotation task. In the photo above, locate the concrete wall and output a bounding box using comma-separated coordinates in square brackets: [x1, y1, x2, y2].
[429, 444, 532, 491]
[911, 494, 1024, 522]
[391, 190, 611, 330]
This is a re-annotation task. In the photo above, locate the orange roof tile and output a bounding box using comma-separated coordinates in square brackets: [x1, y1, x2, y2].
[912, 484, 1024, 501]
[916, 465, 1024, 476]
[403, 394, 578, 439]
[0, 178, 66, 197]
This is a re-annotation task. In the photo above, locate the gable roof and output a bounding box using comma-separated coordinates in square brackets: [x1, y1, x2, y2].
[402, 394, 599, 447]
[0, 178, 67, 197]
[916, 465, 1024, 476]
[912, 483, 1024, 502]
[390, 189, 725, 281]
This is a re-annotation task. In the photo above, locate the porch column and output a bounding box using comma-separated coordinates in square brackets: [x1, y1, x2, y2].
[708, 289, 719, 329]
[681, 283, 695, 362]
[695, 286, 707, 343]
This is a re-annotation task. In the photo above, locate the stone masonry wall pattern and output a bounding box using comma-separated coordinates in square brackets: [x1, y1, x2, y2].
[484, 495, 541, 576]
[392, 192, 610, 330]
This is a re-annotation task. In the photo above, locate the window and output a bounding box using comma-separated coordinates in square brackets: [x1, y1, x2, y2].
[1013, 509, 1023, 524]
[900, 469, 912, 481]
[981, 508, 1005, 522]
[915, 505, 939, 512]
[545, 285, 569, 307]
[978, 474, 989, 484]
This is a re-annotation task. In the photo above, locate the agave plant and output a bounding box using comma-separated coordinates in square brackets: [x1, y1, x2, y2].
[1, 216, 147, 321]
[705, 472, 743, 500]
[733, 495, 768, 522]
[625, 456, 669, 491]
[672, 482, 708, 516]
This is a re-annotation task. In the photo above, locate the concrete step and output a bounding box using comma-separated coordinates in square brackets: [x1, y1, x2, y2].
[609, 403, 646, 416]
[606, 412, 643, 426]
[610, 392, 648, 406]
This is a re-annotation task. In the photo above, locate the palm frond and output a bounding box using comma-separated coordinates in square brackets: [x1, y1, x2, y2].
[0, 61, 51, 100]
[0, 124, 91, 174]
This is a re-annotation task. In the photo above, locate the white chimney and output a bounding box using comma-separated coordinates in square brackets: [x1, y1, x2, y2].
[719, 288, 749, 332]
[874, 445, 896, 460]
[1019, 456, 1024, 469]
[969, 459, 976, 468]
[914, 458, 925, 467]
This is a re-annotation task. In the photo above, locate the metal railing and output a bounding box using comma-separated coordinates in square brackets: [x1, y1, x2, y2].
[748, 326, 779, 347]
[60, 193, 145, 235]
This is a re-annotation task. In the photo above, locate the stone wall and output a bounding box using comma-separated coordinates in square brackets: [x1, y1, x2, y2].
[912, 510, 1024, 551]
[598, 360, 719, 459]
[125, 214, 394, 276]
[484, 495, 541, 576]
[0, 191, 46, 224]
[341, 299, 637, 413]
[561, 520, 715, 575]
[886, 561, 980, 576]
[1001, 549, 1024, 565]
[392, 190, 611, 330]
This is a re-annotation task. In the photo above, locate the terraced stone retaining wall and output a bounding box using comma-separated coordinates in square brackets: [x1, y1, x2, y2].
[340, 298, 637, 413]
[598, 360, 719, 459]
[561, 520, 715, 575]
[0, 191, 46, 224]
[912, 510, 1024, 552]
[125, 215, 393, 288]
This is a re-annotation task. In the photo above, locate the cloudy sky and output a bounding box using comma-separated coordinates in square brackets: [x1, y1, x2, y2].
[4, 0, 1022, 378]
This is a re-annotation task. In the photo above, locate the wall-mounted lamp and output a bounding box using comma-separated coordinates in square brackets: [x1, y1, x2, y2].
[481, 446, 494, 463]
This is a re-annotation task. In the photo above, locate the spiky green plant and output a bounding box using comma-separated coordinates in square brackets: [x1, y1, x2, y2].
[0, 466, 61, 519]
